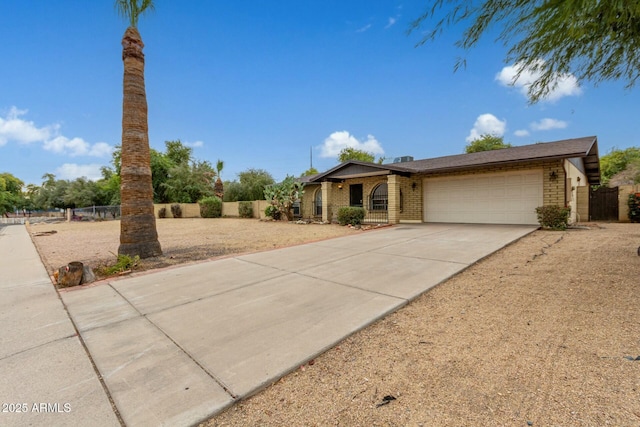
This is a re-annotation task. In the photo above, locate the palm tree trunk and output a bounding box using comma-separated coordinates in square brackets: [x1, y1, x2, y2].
[118, 26, 162, 258]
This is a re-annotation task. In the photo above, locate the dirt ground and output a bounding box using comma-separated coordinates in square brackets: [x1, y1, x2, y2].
[28, 218, 362, 278]
[29, 220, 640, 426]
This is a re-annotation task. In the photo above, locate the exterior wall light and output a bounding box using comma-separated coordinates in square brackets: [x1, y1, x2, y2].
[549, 171, 558, 180]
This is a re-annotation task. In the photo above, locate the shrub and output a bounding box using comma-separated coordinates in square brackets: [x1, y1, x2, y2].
[264, 205, 281, 220]
[337, 206, 366, 226]
[99, 253, 140, 276]
[239, 201, 254, 218]
[535, 205, 571, 230]
[158, 207, 167, 218]
[171, 204, 183, 218]
[629, 193, 640, 223]
[199, 196, 222, 218]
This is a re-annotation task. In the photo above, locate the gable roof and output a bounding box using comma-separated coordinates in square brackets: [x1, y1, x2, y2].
[309, 136, 600, 185]
[305, 161, 412, 183]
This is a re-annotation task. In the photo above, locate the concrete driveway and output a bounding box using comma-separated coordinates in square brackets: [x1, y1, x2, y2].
[1, 223, 536, 427]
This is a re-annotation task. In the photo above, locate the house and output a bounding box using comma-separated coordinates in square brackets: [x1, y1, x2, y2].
[299, 136, 600, 225]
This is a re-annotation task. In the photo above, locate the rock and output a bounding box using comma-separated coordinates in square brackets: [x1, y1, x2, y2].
[80, 265, 96, 285]
[57, 261, 84, 288]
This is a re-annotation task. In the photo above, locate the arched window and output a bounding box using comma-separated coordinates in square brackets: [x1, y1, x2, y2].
[314, 188, 322, 216]
[370, 183, 388, 211]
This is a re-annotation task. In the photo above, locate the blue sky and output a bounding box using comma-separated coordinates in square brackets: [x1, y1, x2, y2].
[1, 1, 638, 186]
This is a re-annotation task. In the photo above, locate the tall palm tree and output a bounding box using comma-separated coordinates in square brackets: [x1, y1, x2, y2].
[214, 159, 224, 199]
[115, 0, 162, 258]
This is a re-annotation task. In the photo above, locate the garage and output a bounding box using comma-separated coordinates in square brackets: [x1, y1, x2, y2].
[423, 170, 543, 225]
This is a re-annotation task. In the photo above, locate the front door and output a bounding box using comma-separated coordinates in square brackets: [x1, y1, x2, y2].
[350, 184, 363, 207]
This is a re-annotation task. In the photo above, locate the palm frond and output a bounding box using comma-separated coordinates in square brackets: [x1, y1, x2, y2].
[114, 0, 155, 28]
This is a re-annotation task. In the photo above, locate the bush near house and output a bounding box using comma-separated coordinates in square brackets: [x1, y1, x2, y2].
[238, 201, 253, 218]
[535, 205, 571, 230]
[158, 207, 167, 218]
[628, 193, 640, 223]
[337, 206, 366, 226]
[199, 196, 222, 218]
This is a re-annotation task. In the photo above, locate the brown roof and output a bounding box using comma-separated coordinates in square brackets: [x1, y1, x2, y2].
[309, 136, 600, 185]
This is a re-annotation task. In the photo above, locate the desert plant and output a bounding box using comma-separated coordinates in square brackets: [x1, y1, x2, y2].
[264, 204, 281, 220]
[535, 205, 571, 230]
[158, 207, 167, 218]
[100, 253, 140, 276]
[263, 175, 305, 221]
[238, 201, 253, 218]
[628, 193, 640, 223]
[199, 196, 222, 218]
[337, 206, 366, 226]
[170, 204, 183, 218]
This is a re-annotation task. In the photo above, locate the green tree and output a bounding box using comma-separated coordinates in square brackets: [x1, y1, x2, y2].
[0, 173, 24, 215]
[230, 168, 275, 201]
[222, 181, 243, 202]
[96, 167, 122, 205]
[465, 134, 512, 153]
[165, 139, 192, 166]
[162, 160, 216, 203]
[302, 167, 319, 176]
[33, 174, 70, 210]
[149, 148, 172, 203]
[214, 159, 224, 199]
[64, 178, 99, 208]
[338, 147, 375, 163]
[600, 147, 640, 185]
[410, 1, 640, 102]
[115, 0, 162, 258]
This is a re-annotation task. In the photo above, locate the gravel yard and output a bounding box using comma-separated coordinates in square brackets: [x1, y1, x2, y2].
[28, 220, 640, 426]
[28, 218, 362, 278]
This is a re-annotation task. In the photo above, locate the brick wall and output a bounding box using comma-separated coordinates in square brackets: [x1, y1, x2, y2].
[397, 176, 422, 222]
[300, 184, 321, 219]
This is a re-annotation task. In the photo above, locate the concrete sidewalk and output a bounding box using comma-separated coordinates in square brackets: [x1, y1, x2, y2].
[0, 224, 120, 427]
[1, 223, 536, 426]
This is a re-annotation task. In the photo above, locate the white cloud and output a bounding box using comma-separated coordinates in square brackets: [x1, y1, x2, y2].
[0, 106, 113, 157]
[384, 17, 397, 29]
[514, 129, 530, 137]
[55, 163, 104, 181]
[466, 114, 507, 142]
[185, 140, 204, 148]
[356, 23, 372, 33]
[530, 118, 567, 131]
[0, 106, 52, 146]
[319, 131, 384, 158]
[496, 60, 582, 102]
[43, 136, 114, 157]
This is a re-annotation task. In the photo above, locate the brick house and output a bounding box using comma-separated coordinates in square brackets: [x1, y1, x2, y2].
[299, 136, 600, 225]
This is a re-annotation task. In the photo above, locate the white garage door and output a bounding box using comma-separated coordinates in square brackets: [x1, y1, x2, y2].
[423, 170, 543, 225]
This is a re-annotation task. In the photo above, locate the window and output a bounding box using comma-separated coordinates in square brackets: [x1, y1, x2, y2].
[370, 183, 388, 211]
[314, 189, 322, 216]
[350, 184, 363, 207]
